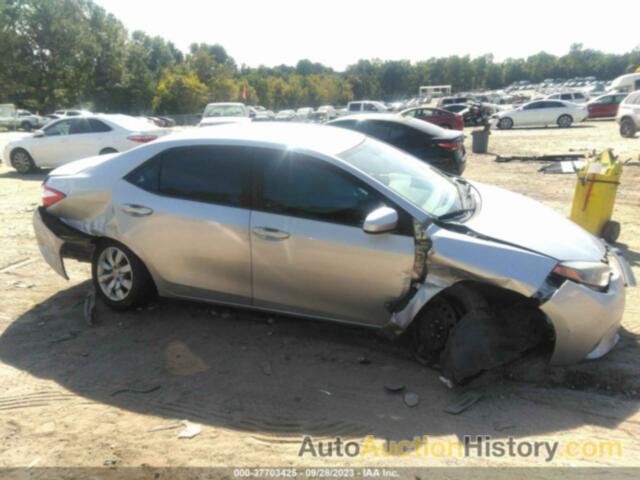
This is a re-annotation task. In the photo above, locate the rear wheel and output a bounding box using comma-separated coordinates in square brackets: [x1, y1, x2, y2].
[20, 121, 32, 132]
[92, 240, 155, 310]
[620, 118, 637, 138]
[498, 117, 513, 130]
[99, 147, 117, 155]
[10, 149, 36, 174]
[557, 114, 573, 128]
[441, 124, 451, 129]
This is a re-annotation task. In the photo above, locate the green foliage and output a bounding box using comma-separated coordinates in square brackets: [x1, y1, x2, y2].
[152, 69, 208, 114]
[1, 0, 639, 114]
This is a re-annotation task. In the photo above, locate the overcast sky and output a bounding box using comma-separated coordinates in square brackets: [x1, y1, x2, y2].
[95, 0, 639, 71]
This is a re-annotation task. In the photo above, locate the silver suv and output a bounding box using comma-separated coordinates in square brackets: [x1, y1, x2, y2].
[617, 90, 640, 138]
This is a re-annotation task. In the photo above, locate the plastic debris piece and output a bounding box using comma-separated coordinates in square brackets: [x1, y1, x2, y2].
[178, 420, 202, 439]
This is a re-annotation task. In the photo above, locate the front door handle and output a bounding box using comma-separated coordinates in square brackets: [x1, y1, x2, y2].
[252, 226, 290, 241]
[121, 204, 153, 216]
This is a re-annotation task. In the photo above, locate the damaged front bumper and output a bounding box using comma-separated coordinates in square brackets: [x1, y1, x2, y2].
[33, 207, 95, 280]
[542, 249, 635, 365]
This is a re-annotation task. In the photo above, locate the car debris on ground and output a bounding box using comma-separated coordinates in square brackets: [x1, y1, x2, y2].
[538, 160, 585, 174]
[83, 288, 96, 326]
[177, 421, 202, 439]
[444, 391, 483, 415]
[403, 392, 420, 407]
[495, 153, 585, 163]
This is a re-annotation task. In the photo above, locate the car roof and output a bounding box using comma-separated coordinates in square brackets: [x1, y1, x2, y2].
[156, 122, 366, 157]
[329, 113, 450, 136]
[204, 102, 245, 107]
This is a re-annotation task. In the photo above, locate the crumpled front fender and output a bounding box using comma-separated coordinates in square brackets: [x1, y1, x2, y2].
[386, 224, 557, 333]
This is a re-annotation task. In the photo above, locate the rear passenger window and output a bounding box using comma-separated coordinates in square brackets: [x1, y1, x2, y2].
[125, 146, 250, 207]
[386, 123, 426, 148]
[126, 157, 161, 192]
[561, 94, 572, 100]
[357, 120, 391, 139]
[259, 152, 383, 226]
[88, 119, 112, 133]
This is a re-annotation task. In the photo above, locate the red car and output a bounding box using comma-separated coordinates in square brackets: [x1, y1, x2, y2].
[587, 93, 628, 119]
[401, 106, 464, 130]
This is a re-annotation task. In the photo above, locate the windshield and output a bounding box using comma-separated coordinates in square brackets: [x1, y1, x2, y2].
[203, 105, 246, 117]
[338, 138, 461, 217]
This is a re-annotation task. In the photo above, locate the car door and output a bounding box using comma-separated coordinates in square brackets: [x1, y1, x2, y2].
[28, 119, 81, 167]
[519, 101, 545, 125]
[114, 145, 253, 304]
[541, 101, 562, 122]
[86, 118, 115, 152]
[250, 148, 415, 326]
[65, 117, 102, 160]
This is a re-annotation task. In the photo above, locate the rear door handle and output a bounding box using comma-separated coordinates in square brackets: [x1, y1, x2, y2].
[121, 204, 153, 216]
[252, 226, 290, 241]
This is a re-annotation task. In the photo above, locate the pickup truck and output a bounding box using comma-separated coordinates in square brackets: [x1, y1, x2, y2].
[0, 104, 46, 131]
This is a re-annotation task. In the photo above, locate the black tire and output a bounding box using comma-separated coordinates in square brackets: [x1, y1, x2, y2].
[620, 118, 637, 138]
[602, 221, 621, 243]
[20, 121, 32, 132]
[99, 147, 118, 155]
[10, 148, 36, 174]
[92, 239, 155, 310]
[557, 114, 573, 128]
[498, 117, 513, 130]
[441, 124, 451, 129]
[411, 284, 488, 367]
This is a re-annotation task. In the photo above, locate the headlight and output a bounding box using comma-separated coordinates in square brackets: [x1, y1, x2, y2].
[553, 261, 611, 289]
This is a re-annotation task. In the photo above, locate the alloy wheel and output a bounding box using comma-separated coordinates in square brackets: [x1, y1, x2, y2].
[97, 246, 133, 301]
[11, 151, 33, 174]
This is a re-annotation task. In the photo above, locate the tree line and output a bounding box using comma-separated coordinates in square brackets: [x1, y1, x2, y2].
[1, 0, 639, 115]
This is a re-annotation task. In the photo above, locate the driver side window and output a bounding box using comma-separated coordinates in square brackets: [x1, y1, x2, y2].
[259, 151, 384, 227]
[44, 120, 72, 136]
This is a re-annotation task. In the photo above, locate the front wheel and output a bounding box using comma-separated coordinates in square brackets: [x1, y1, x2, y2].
[498, 117, 513, 130]
[620, 118, 637, 138]
[10, 149, 36, 174]
[557, 114, 573, 128]
[92, 240, 155, 310]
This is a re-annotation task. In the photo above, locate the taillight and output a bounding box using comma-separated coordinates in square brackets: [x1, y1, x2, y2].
[437, 142, 461, 151]
[42, 185, 66, 207]
[127, 134, 157, 143]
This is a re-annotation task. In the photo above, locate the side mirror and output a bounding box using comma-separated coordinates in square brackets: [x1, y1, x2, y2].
[33, 130, 45, 138]
[363, 206, 398, 234]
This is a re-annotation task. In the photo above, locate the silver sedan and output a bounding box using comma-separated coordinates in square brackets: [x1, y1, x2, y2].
[33, 123, 635, 385]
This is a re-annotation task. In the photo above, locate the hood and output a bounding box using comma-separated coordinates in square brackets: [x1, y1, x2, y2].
[464, 181, 606, 262]
[199, 117, 251, 127]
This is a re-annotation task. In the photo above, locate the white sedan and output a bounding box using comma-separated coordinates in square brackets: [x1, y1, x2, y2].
[2, 114, 168, 174]
[491, 100, 588, 129]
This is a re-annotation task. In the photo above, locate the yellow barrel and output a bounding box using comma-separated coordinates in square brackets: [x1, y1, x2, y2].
[569, 149, 622, 243]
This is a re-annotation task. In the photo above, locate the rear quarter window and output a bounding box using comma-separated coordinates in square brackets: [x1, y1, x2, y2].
[125, 146, 251, 207]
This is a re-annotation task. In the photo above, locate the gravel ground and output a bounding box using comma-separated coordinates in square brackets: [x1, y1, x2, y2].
[0, 120, 639, 477]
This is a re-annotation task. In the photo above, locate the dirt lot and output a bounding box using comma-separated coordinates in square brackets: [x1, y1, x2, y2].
[0, 120, 639, 476]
